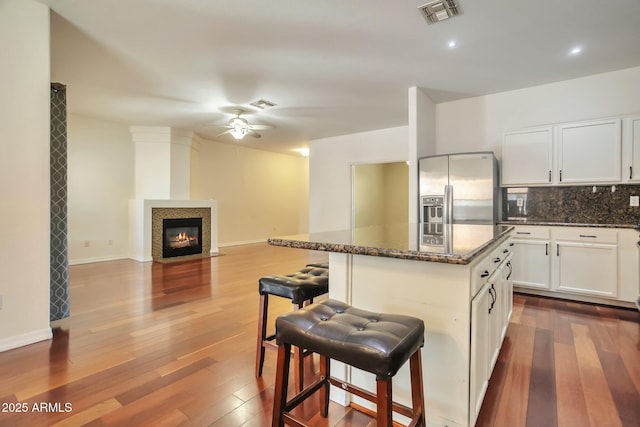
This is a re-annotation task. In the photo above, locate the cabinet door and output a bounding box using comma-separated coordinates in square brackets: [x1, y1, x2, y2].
[502, 128, 553, 186]
[511, 239, 551, 289]
[488, 273, 504, 372]
[501, 258, 513, 339]
[554, 242, 618, 298]
[470, 283, 491, 427]
[557, 119, 621, 184]
[623, 116, 640, 182]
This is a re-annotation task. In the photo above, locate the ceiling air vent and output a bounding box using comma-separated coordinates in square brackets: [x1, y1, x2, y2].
[418, 0, 461, 24]
[250, 99, 277, 109]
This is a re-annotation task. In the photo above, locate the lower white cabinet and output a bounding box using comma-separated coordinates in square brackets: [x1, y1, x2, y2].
[553, 231, 618, 298]
[511, 239, 550, 289]
[511, 225, 637, 305]
[470, 250, 513, 426]
[470, 282, 491, 426]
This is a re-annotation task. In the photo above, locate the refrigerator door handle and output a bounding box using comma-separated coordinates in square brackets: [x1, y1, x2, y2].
[447, 184, 454, 224]
[443, 185, 452, 225]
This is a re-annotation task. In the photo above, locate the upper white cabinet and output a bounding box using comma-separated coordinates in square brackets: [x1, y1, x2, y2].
[556, 119, 621, 184]
[501, 117, 625, 187]
[502, 127, 552, 186]
[623, 115, 640, 182]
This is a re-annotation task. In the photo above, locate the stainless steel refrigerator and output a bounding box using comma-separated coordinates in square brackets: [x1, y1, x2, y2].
[418, 152, 498, 245]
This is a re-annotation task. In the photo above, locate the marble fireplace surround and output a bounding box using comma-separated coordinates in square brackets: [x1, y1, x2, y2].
[129, 199, 218, 262]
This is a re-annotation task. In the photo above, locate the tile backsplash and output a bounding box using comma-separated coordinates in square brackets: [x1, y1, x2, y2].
[502, 185, 640, 225]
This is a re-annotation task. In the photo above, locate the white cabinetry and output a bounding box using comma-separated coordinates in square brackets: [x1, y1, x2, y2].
[469, 282, 491, 426]
[510, 227, 551, 289]
[556, 119, 621, 184]
[501, 117, 624, 187]
[512, 225, 637, 306]
[470, 239, 513, 426]
[553, 228, 618, 298]
[502, 127, 552, 185]
[623, 115, 640, 182]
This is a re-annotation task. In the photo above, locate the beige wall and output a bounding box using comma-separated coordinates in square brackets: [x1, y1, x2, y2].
[67, 114, 134, 264]
[195, 140, 309, 246]
[66, 116, 308, 259]
[0, 0, 52, 350]
[353, 162, 408, 228]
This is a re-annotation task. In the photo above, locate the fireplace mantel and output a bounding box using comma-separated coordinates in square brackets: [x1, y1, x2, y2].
[129, 199, 218, 262]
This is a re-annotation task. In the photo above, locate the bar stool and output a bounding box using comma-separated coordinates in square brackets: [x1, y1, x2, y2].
[256, 266, 329, 391]
[305, 261, 329, 269]
[272, 299, 426, 427]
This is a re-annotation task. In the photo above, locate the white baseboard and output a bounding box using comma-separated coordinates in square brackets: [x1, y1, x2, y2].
[218, 238, 267, 248]
[0, 328, 53, 353]
[69, 255, 128, 265]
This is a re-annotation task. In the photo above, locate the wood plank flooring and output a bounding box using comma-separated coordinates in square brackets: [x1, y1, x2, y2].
[0, 243, 638, 426]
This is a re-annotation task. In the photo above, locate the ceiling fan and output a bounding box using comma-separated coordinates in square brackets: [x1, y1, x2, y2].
[216, 109, 273, 140]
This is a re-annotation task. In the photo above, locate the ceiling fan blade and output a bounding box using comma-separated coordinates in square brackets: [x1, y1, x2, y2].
[248, 130, 262, 139]
[216, 129, 233, 137]
[247, 124, 273, 130]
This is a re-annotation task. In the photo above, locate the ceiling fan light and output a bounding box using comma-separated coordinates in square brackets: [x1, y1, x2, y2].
[230, 125, 247, 140]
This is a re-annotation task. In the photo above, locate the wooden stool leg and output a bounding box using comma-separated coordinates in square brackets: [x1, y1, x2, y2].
[272, 343, 291, 427]
[410, 348, 426, 426]
[256, 294, 268, 377]
[376, 377, 393, 427]
[319, 354, 330, 417]
[293, 302, 304, 392]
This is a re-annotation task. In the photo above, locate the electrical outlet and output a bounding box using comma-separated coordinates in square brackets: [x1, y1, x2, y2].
[630, 196, 639, 207]
[84, 240, 90, 247]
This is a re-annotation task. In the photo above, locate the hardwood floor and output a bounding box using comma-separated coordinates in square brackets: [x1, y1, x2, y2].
[0, 243, 638, 426]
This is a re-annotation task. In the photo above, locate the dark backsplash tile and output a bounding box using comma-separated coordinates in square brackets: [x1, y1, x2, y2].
[502, 185, 640, 224]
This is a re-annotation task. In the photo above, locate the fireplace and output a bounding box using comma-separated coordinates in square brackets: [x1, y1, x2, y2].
[162, 217, 203, 259]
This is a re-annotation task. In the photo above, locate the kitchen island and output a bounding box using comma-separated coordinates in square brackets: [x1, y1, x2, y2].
[268, 223, 514, 427]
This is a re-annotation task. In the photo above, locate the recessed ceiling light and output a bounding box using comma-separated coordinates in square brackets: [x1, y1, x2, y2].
[569, 46, 583, 55]
[448, 40, 457, 48]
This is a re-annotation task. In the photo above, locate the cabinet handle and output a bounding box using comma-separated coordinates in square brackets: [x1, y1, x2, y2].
[480, 270, 490, 278]
[579, 234, 597, 238]
[503, 249, 509, 253]
[509, 242, 514, 247]
[548, 170, 552, 183]
[545, 243, 548, 256]
[490, 284, 497, 313]
[631, 166, 633, 180]
[506, 261, 513, 280]
[516, 231, 531, 235]
[557, 244, 559, 256]
[559, 170, 563, 181]
[494, 257, 501, 263]
[488, 285, 496, 313]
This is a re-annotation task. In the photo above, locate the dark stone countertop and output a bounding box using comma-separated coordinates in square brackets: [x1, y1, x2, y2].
[268, 223, 513, 265]
[498, 220, 638, 229]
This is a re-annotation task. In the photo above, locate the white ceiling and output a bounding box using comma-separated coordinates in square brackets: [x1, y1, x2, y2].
[39, 0, 640, 155]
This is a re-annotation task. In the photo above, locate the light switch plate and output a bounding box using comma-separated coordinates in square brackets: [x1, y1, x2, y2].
[630, 196, 639, 207]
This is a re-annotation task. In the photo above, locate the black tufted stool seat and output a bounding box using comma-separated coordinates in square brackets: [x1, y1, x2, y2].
[305, 261, 329, 269]
[256, 266, 329, 391]
[272, 299, 426, 427]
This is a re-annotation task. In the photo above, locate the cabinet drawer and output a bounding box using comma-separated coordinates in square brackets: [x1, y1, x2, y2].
[471, 237, 512, 296]
[512, 226, 550, 239]
[552, 228, 618, 244]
